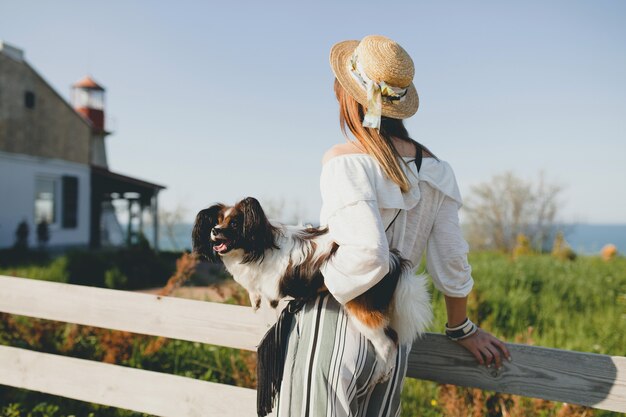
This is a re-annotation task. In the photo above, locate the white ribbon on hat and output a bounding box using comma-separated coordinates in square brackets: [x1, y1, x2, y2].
[349, 53, 408, 130]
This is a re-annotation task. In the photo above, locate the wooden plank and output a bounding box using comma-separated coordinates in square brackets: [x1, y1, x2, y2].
[0, 275, 269, 351]
[408, 333, 626, 413]
[2, 275, 626, 412]
[0, 345, 270, 417]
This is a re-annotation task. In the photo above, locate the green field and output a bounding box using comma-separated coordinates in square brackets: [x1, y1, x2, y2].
[1, 251, 625, 417]
[400, 252, 626, 417]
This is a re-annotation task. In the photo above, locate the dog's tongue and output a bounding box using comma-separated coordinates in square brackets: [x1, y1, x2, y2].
[214, 242, 228, 252]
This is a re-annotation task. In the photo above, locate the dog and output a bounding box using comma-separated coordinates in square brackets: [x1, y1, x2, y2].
[192, 196, 432, 382]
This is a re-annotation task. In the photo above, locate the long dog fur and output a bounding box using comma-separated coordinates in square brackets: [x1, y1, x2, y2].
[192, 197, 432, 382]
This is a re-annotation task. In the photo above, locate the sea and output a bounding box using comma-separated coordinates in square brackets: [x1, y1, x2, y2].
[144, 223, 626, 256]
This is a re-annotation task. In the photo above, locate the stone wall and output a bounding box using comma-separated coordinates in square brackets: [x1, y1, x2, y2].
[0, 53, 91, 164]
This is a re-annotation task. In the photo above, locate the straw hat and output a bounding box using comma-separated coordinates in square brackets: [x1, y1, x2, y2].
[330, 35, 419, 124]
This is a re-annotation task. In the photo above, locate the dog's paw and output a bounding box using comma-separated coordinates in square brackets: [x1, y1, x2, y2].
[250, 294, 262, 312]
[371, 356, 396, 385]
[370, 345, 398, 386]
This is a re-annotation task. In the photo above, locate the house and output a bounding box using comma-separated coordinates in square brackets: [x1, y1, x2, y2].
[0, 41, 164, 250]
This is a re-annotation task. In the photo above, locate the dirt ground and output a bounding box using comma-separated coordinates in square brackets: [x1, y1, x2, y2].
[137, 279, 247, 304]
[135, 260, 251, 304]
[137, 278, 284, 326]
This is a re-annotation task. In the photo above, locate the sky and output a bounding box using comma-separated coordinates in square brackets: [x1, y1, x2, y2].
[1, 0, 625, 224]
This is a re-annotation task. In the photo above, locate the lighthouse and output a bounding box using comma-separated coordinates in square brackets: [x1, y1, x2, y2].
[71, 75, 124, 246]
[71, 76, 110, 168]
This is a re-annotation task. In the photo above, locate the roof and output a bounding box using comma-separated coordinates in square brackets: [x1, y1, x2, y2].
[91, 166, 166, 200]
[73, 75, 105, 90]
[0, 40, 24, 62]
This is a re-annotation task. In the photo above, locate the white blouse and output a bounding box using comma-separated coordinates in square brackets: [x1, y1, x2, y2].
[319, 153, 474, 304]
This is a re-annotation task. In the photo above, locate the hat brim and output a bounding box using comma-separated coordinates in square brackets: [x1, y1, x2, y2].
[329, 40, 419, 120]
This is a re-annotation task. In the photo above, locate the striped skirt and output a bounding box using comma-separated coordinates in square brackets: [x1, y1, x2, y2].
[276, 293, 410, 417]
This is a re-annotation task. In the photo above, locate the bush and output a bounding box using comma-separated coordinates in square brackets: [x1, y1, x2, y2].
[104, 267, 128, 289]
[0, 394, 147, 417]
[1, 402, 65, 417]
[0, 257, 69, 283]
[551, 231, 576, 261]
[512, 233, 533, 259]
[0, 248, 178, 290]
[15, 221, 29, 250]
[601, 244, 618, 261]
[64, 247, 173, 290]
[0, 247, 50, 268]
[36, 220, 50, 248]
[464, 172, 565, 252]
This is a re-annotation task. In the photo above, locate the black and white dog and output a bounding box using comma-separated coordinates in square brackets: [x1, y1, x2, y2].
[192, 197, 432, 381]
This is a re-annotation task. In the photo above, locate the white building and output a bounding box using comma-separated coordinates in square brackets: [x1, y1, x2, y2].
[0, 41, 164, 250]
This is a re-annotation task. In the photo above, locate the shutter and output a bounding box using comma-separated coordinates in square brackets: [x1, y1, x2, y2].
[62, 176, 79, 229]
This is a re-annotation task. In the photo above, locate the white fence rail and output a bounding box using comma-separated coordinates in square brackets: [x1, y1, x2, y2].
[0, 345, 258, 417]
[1, 275, 625, 415]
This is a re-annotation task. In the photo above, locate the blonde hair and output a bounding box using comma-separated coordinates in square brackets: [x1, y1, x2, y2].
[334, 78, 413, 192]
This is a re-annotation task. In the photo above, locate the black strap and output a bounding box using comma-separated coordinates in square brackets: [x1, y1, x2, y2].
[386, 142, 423, 232]
[413, 140, 423, 172]
[385, 210, 401, 232]
[257, 298, 307, 416]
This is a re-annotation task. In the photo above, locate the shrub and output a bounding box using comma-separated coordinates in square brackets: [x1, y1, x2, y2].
[0, 248, 51, 269]
[1, 248, 177, 290]
[1, 401, 64, 417]
[601, 244, 618, 261]
[36, 220, 50, 248]
[551, 231, 576, 261]
[104, 267, 128, 289]
[512, 233, 533, 259]
[0, 257, 69, 283]
[464, 172, 565, 252]
[65, 248, 173, 289]
[14, 221, 29, 250]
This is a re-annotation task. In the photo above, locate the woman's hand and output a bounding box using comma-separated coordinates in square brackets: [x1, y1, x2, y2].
[442, 295, 511, 368]
[454, 328, 511, 369]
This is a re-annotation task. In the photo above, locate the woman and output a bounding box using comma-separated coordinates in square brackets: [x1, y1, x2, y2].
[275, 35, 510, 417]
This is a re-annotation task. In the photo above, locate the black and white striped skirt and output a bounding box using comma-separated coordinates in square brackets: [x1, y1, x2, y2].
[276, 293, 410, 417]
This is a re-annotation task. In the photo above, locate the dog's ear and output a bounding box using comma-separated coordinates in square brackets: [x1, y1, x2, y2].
[239, 197, 278, 263]
[192, 204, 224, 262]
[240, 197, 266, 238]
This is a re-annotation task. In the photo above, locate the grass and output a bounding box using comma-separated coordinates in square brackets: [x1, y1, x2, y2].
[0, 247, 178, 290]
[399, 251, 626, 417]
[1, 251, 625, 416]
[0, 256, 70, 283]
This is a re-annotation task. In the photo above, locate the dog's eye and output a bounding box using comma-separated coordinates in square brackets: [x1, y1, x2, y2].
[230, 220, 238, 228]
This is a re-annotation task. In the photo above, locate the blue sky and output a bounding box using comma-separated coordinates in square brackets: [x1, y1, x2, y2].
[2, 0, 625, 224]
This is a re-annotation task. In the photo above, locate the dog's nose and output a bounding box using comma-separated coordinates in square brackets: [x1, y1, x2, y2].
[211, 226, 222, 235]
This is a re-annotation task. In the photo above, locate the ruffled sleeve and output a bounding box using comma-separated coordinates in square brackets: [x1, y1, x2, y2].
[318, 156, 390, 304]
[419, 159, 463, 209]
[426, 194, 474, 297]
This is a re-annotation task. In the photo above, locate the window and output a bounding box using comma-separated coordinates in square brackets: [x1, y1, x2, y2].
[62, 176, 79, 229]
[35, 177, 56, 225]
[24, 91, 35, 109]
[72, 89, 104, 110]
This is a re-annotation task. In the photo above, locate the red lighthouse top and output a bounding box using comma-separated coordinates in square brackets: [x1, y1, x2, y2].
[72, 75, 106, 133]
[73, 75, 105, 91]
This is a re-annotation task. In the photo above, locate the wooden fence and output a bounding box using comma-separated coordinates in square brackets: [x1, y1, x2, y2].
[0, 275, 625, 416]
